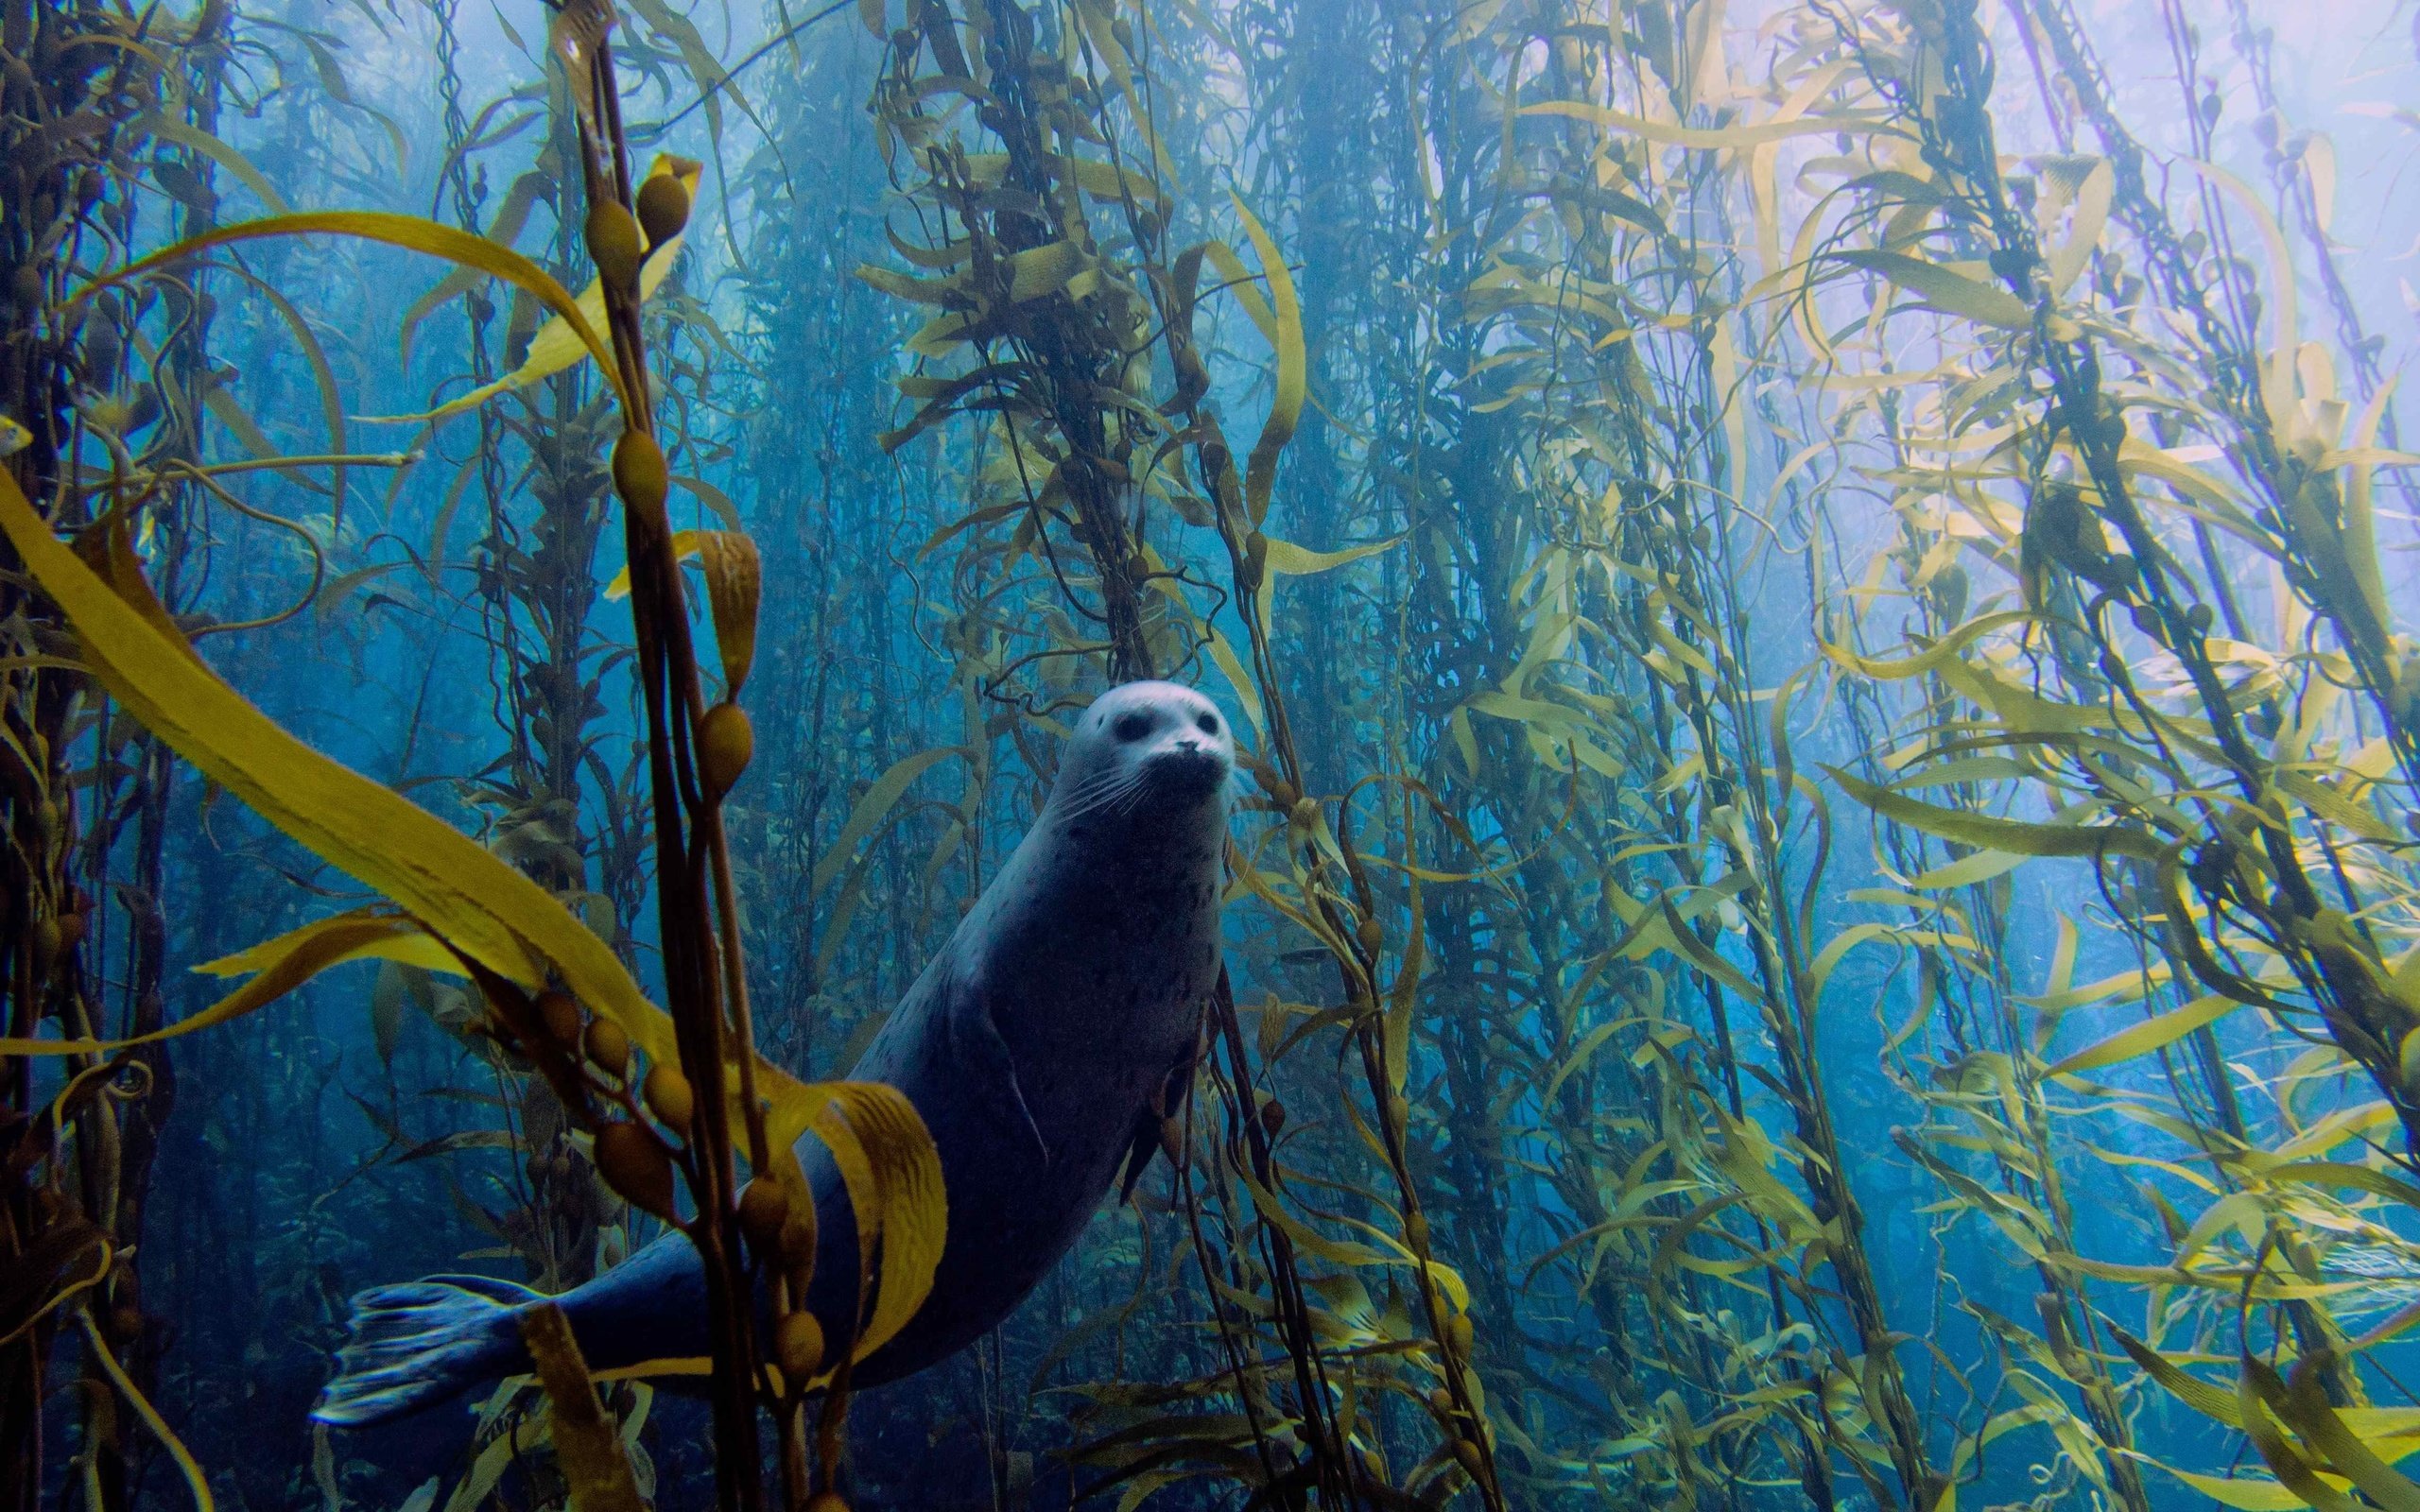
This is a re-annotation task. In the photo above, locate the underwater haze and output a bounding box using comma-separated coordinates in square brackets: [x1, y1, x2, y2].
[7, 0, 2420, 1508]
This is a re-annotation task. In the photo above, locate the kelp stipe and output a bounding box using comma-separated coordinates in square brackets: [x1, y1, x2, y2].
[855, 4, 1506, 1504]
[0, 4, 228, 1507]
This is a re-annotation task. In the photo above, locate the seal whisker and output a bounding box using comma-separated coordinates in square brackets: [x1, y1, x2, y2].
[1050, 767, 1128, 810]
[1056, 769, 1146, 823]
[1083, 777, 1147, 823]
[1113, 766, 1165, 818]
[1055, 770, 1125, 806]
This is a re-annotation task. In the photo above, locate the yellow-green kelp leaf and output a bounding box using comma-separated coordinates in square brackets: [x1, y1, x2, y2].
[2237, 1355, 2364, 1512]
[1231, 193, 1303, 528]
[948, 152, 1170, 212]
[79, 211, 624, 414]
[0, 465, 648, 1045]
[399, 169, 552, 366]
[137, 112, 291, 214]
[1832, 249, 2033, 330]
[1262, 534, 1403, 576]
[2119, 1335, 2245, 1422]
[1825, 766, 2167, 865]
[2044, 994, 2241, 1078]
[2252, 1351, 2420, 1512]
[2149, 1464, 2342, 1512]
[79, 1308, 212, 1512]
[439, 1404, 545, 1512]
[800, 1082, 950, 1369]
[1820, 610, 2031, 682]
[602, 527, 761, 694]
[810, 746, 964, 896]
[0, 907, 451, 1057]
[519, 1304, 647, 1512]
[0, 465, 946, 1366]
[1521, 98, 1890, 149]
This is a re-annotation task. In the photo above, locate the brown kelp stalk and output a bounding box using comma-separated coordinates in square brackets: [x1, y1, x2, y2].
[863, 0, 1165, 686]
[65, 11, 228, 1507]
[427, 0, 648, 1297]
[2005, 0, 2420, 793]
[1824, 321, 2156, 1510]
[1781, 0, 2420, 1495]
[0, 2, 946, 1506]
[1426, 7, 1958, 1499]
[0, 2, 190, 1505]
[546, 3, 786, 1505]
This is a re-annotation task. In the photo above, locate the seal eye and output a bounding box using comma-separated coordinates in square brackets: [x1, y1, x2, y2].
[1112, 711, 1153, 742]
[1195, 713, 1219, 735]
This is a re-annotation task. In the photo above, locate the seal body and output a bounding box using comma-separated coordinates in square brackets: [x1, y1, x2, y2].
[315, 680, 1233, 1425]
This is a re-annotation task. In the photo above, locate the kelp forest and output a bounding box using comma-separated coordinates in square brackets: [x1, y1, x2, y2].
[7, 0, 2420, 1507]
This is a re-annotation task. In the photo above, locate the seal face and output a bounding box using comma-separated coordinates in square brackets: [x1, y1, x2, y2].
[313, 680, 1234, 1427]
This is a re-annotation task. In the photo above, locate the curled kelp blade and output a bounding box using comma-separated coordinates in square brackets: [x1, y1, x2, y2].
[0, 907, 456, 1059]
[784, 1081, 949, 1374]
[0, 465, 636, 1040]
[602, 525, 761, 695]
[1227, 194, 1302, 533]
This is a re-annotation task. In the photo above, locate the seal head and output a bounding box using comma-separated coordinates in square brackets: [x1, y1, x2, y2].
[1056, 679, 1236, 816]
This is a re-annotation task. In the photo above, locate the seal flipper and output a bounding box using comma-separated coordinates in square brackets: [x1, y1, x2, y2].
[312, 1274, 539, 1427]
[1118, 1047, 1200, 1204]
[943, 980, 1048, 1164]
[1115, 1105, 1160, 1204]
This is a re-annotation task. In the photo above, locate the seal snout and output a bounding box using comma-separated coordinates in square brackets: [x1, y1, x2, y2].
[1145, 738, 1230, 796]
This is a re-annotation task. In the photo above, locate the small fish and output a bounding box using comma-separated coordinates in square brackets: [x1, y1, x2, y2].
[0, 415, 30, 458]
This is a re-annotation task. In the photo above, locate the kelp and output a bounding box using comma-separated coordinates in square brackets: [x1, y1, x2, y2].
[753, 0, 2420, 1505]
[888, 0, 2420, 1506]
[13, 0, 2420, 1510]
[1772, 0, 2420, 1504]
[0, 3, 217, 1505]
[856, 4, 1515, 1506]
[0, 3, 941, 1511]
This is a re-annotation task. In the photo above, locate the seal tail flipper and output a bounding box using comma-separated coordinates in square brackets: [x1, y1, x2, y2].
[313, 1274, 540, 1427]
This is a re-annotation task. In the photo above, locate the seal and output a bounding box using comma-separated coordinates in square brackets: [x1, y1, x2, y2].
[313, 680, 1233, 1425]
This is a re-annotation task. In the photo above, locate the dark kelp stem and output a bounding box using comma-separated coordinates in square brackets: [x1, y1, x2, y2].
[0, 4, 186, 1505]
[552, 2, 771, 1505]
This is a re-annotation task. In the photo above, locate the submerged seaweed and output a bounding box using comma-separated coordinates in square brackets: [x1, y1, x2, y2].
[7, 0, 2420, 1509]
